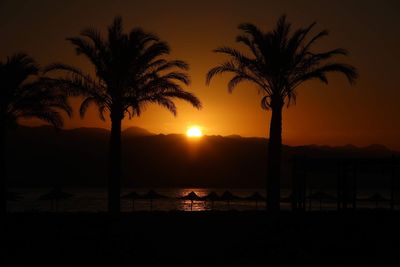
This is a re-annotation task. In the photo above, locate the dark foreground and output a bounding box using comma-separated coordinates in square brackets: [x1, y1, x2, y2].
[5, 211, 400, 266]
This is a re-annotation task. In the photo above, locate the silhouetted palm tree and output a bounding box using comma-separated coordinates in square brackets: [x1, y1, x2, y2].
[206, 15, 358, 211]
[0, 53, 72, 214]
[45, 17, 201, 214]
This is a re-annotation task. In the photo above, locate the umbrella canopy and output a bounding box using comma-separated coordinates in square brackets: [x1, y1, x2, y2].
[179, 191, 202, 201]
[201, 191, 220, 210]
[201, 191, 220, 201]
[7, 191, 23, 201]
[245, 192, 266, 202]
[141, 190, 168, 211]
[220, 191, 241, 201]
[220, 191, 241, 210]
[180, 191, 203, 211]
[141, 190, 168, 200]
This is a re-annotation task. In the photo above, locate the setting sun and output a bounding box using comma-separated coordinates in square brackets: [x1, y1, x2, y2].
[186, 126, 203, 138]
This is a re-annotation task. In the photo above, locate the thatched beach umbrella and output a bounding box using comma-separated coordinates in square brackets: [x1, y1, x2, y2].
[245, 192, 266, 210]
[121, 191, 141, 211]
[201, 191, 220, 210]
[179, 191, 202, 211]
[141, 190, 168, 211]
[307, 191, 336, 210]
[38, 188, 73, 211]
[220, 191, 241, 209]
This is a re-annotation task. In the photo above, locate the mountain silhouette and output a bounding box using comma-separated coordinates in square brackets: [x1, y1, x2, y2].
[122, 126, 154, 136]
[6, 126, 398, 188]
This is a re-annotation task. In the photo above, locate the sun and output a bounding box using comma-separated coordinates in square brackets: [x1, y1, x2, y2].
[186, 126, 203, 138]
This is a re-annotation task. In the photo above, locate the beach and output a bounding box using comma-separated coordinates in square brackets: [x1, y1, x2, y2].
[5, 211, 400, 266]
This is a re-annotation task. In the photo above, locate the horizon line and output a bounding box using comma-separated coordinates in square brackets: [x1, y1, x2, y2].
[17, 124, 399, 152]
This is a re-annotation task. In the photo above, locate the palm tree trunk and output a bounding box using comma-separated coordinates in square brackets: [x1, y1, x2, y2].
[0, 123, 6, 215]
[108, 113, 122, 214]
[266, 98, 283, 212]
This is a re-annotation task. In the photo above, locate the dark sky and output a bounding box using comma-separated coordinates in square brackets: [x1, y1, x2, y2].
[1, 0, 400, 149]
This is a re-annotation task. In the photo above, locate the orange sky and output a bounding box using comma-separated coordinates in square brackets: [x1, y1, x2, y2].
[1, 0, 400, 149]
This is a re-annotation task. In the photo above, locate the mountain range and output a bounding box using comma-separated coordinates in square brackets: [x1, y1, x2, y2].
[5, 126, 398, 188]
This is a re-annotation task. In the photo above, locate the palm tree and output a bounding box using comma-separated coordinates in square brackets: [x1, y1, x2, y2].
[0, 53, 72, 214]
[206, 15, 358, 211]
[45, 16, 201, 214]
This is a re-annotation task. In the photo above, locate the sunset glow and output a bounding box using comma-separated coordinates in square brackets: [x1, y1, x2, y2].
[186, 126, 203, 138]
[3, 2, 400, 266]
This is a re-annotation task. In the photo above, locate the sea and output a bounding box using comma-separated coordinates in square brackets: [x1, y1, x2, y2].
[7, 188, 398, 212]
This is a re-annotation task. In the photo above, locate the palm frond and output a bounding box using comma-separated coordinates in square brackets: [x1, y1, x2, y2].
[53, 16, 201, 122]
[238, 23, 264, 43]
[1, 53, 71, 129]
[108, 16, 124, 45]
[261, 95, 271, 110]
[302, 29, 329, 52]
[151, 97, 177, 116]
[206, 61, 237, 85]
[80, 28, 105, 52]
[19, 110, 64, 129]
[79, 96, 108, 120]
[311, 63, 358, 84]
[207, 14, 358, 109]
